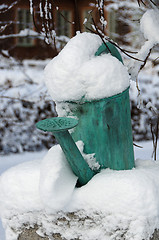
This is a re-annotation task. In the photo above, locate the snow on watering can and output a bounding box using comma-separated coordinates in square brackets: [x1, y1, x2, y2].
[36, 42, 135, 186]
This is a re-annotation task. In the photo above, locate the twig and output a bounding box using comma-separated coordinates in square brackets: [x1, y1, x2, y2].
[137, 0, 157, 6]
[0, 95, 53, 105]
[149, 112, 159, 161]
[133, 143, 143, 148]
[87, 23, 144, 62]
[140, 48, 152, 71]
[57, 9, 75, 25]
[0, 96, 34, 104]
[137, 0, 146, 6]
[0, 0, 20, 13]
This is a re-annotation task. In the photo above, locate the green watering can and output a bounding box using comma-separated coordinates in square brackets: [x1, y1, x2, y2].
[36, 42, 135, 186]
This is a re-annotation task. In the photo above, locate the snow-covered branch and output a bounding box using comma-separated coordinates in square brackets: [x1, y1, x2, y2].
[0, 1, 20, 13]
[0, 29, 41, 40]
[128, 9, 159, 80]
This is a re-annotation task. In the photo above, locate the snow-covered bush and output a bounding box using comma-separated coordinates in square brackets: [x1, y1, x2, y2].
[0, 53, 159, 155]
[0, 58, 57, 155]
[130, 51, 159, 141]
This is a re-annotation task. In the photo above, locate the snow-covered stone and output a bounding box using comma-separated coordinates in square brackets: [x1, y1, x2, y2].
[1, 150, 159, 240]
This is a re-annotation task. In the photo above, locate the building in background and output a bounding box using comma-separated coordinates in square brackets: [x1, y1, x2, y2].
[0, 0, 131, 59]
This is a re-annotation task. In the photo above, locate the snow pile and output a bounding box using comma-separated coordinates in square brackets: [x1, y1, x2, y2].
[44, 32, 130, 102]
[39, 145, 78, 211]
[1, 146, 159, 239]
[0, 144, 76, 217]
[0, 159, 43, 214]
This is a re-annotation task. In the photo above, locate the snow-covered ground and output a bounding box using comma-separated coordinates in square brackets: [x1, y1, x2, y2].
[0, 150, 47, 240]
[0, 140, 158, 240]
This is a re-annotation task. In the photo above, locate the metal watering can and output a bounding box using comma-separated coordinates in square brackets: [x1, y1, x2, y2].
[36, 42, 135, 186]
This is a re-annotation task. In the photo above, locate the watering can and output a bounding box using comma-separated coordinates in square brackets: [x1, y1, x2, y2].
[36, 42, 135, 186]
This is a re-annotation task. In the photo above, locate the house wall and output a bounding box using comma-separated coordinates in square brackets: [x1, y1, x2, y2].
[0, 0, 131, 59]
[0, 0, 96, 59]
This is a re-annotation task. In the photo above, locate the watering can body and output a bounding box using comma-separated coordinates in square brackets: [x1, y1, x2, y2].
[68, 87, 134, 171]
[36, 41, 135, 186]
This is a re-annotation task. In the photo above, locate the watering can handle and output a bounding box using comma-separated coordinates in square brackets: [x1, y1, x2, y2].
[95, 42, 123, 64]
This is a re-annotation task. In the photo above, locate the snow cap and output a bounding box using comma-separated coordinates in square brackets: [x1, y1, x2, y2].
[44, 32, 130, 102]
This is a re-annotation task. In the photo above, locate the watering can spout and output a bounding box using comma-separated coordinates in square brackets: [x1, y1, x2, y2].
[36, 117, 95, 186]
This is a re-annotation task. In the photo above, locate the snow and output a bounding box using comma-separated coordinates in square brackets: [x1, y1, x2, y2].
[0, 151, 47, 176]
[29, 0, 33, 15]
[128, 9, 159, 81]
[0, 141, 99, 217]
[0, 160, 43, 213]
[0, 29, 39, 40]
[0, 4, 8, 10]
[0, 151, 47, 240]
[44, 32, 130, 102]
[39, 144, 78, 211]
[76, 141, 100, 171]
[140, 9, 159, 43]
[0, 57, 58, 155]
[0, 142, 159, 240]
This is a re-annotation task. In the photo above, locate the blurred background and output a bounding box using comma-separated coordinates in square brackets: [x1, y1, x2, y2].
[0, 0, 159, 156]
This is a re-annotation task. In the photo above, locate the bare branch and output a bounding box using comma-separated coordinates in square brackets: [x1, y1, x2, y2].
[137, 0, 157, 7]
[88, 15, 144, 62]
[139, 48, 152, 71]
[133, 143, 143, 148]
[0, 96, 34, 104]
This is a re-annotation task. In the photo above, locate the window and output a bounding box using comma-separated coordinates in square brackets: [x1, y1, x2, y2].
[107, 8, 131, 44]
[56, 10, 72, 37]
[17, 8, 34, 47]
[107, 9, 117, 41]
